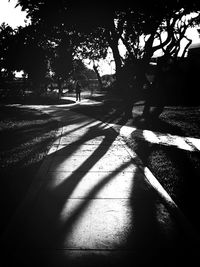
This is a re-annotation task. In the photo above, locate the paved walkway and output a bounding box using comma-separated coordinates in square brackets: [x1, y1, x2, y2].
[1, 102, 200, 266]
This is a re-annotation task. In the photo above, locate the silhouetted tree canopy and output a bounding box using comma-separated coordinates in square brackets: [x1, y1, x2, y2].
[6, 1, 200, 95]
[0, 23, 16, 80]
[13, 1, 200, 66]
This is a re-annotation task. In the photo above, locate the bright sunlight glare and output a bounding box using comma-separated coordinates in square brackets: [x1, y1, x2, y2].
[0, 0, 29, 28]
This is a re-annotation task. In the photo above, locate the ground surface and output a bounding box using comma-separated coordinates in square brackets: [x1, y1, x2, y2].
[73, 92, 200, 232]
[1, 102, 199, 267]
[0, 91, 200, 236]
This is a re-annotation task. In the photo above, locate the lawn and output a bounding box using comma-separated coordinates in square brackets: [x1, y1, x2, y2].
[129, 106, 200, 230]
[0, 105, 59, 233]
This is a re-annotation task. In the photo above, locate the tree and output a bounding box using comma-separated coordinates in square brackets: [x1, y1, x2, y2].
[0, 23, 50, 95]
[15, 0, 200, 108]
[12, 25, 49, 94]
[0, 23, 16, 81]
[97, 1, 200, 117]
[71, 59, 98, 92]
[15, 1, 200, 63]
[50, 35, 73, 98]
[75, 29, 109, 89]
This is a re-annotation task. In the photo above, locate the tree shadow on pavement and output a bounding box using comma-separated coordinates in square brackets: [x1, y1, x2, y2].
[126, 166, 199, 267]
[2, 103, 199, 267]
[25, 124, 121, 247]
[2, 118, 122, 243]
[74, 101, 128, 126]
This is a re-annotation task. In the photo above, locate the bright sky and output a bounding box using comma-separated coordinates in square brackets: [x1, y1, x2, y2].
[0, 0, 29, 28]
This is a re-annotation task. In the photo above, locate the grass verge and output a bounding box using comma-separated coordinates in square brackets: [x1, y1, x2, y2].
[0, 105, 59, 233]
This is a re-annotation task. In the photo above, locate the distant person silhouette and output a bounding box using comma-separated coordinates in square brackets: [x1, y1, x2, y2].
[75, 80, 82, 101]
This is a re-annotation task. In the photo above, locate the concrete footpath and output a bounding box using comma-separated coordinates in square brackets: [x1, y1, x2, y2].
[1, 103, 200, 267]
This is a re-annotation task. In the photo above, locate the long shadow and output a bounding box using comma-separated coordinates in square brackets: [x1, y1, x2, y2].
[132, 115, 185, 136]
[127, 167, 173, 265]
[0, 95, 75, 106]
[36, 102, 200, 267]
[8, 159, 198, 267]
[74, 100, 127, 126]
[0, 108, 86, 233]
[126, 166, 200, 267]
[161, 147, 200, 230]
[0, 105, 55, 121]
[48, 160, 132, 249]
[130, 127, 200, 231]
[5, 100, 199, 266]
[1, 109, 141, 267]
[0, 106, 62, 233]
[3, 104, 199, 267]
[49, 120, 117, 166]
[0, 123, 58, 151]
[3, 119, 120, 246]
[0, 103, 105, 234]
[58, 119, 97, 136]
[1, 105, 99, 155]
[45, 160, 133, 267]
[0, 103, 98, 233]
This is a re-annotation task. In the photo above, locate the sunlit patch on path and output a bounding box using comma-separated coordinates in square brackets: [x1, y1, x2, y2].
[119, 125, 200, 152]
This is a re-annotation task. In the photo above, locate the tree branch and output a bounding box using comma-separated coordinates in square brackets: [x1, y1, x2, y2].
[181, 36, 192, 57]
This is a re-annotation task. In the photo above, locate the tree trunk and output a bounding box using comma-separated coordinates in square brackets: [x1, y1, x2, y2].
[57, 80, 63, 99]
[93, 63, 103, 90]
[110, 42, 123, 86]
[105, 28, 123, 88]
